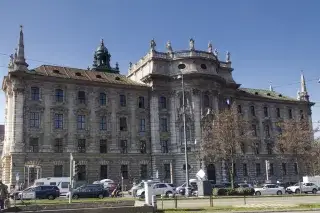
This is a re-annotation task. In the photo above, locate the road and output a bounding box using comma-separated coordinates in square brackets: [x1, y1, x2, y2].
[136, 195, 320, 209]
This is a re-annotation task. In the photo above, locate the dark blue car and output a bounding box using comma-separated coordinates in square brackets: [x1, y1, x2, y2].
[69, 184, 109, 199]
[20, 185, 60, 200]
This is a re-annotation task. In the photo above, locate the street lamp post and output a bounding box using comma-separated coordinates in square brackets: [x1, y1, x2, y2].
[178, 73, 190, 197]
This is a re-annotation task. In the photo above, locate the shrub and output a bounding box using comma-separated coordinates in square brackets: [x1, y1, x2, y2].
[212, 187, 255, 196]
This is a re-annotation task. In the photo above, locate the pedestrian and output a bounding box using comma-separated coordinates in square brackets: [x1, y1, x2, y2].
[0, 180, 9, 211]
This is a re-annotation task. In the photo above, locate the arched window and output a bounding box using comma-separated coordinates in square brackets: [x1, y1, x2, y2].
[203, 94, 210, 108]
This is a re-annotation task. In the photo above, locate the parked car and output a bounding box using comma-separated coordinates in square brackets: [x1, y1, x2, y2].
[128, 180, 159, 197]
[137, 183, 175, 198]
[66, 184, 109, 199]
[254, 184, 285, 195]
[175, 179, 198, 195]
[19, 185, 60, 200]
[286, 182, 318, 194]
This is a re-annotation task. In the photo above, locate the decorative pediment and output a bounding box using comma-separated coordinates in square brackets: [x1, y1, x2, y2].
[73, 108, 90, 115]
[53, 160, 64, 165]
[119, 160, 129, 165]
[25, 160, 42, 166]
[140, 160, 149, 164]
[78, 160, 87, 165]
[192, 89, 201, 96]
[50, 105, 69, 113]
[162, 160, 172, 164]
[100, 160, 110, 165]
[25, 103, 45, 112]
[95, 108, 110, 116]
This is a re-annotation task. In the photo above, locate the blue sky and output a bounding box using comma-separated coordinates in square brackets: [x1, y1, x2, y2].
[0, 0, 319, 131]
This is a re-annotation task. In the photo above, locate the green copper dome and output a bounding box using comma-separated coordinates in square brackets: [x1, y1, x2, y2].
[92, 39, 119, 73]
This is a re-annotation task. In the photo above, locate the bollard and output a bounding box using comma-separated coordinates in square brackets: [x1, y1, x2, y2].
[174, 195, 178, 209]
[152, 195, 157, 210]
[161, 194, 164, 209]
[209, 195, 213, 207]
[243, 195, 246, 205]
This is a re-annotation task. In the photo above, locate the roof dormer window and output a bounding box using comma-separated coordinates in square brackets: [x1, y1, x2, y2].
[75, 72, 82, 76]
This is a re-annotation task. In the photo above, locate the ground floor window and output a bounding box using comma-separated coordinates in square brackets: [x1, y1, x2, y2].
[77, 165, 86, 181]
[100, 165, 108, 179]
[121, 165, 128, 179]
[53, 165, 63, 177]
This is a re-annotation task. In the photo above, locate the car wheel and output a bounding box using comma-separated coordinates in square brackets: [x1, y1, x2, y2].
[166, 191, 173, 197]
[255, 191, 261, 196]
[295, 189, 300, 194]
[73, 194, 79, 199]
[312, 188, 317, 194]
[276, 190, 282, 195]
[98, 194, 104, 199]
[47, 195, 55, 200]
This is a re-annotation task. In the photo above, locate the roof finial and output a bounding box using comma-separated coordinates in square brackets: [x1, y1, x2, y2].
[189, 38, 195, 51]
[150, 39, 156, 51]
[101, 38, 104, 46]
[298, 71, 309, 101]
[226, 51, 231, 62]
[208, 41, 213, 53]
[115, 62, 119, 70]
[13, 25, 28, 71]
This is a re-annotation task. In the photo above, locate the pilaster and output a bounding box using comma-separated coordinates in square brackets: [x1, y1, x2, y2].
[110, 90, 117, 152]
[67, 90, 75, 152]
[129, 93, 137, 152]
[169, 91, 177, 151]
[150, 93, 160, 152]
[42, 87, 51, 152]
[11, 88, 24, 152]
[192, 89, 201, 149]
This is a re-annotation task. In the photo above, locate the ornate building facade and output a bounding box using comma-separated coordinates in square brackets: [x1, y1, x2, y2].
[1, 27, 314, 187]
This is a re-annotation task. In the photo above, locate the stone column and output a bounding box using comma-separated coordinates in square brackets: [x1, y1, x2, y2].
[169, 91, 177, 151]
[110, 90, 118, 152]
[150, 92, 160, 153]
[67, 88, 76, 153]
[192, 89, 201, 149]
[11, 89, 24, 153]
[129, 92, 137, 152]
[42, 87, 52, 152]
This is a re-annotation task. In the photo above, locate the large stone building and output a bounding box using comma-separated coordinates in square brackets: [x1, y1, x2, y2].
[1, 27, 314, 187]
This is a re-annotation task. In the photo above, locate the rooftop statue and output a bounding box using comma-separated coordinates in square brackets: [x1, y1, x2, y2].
[213, 48, 218, 57]
[189, 38, 195, 51]
[150, 39, 156, 51]
[166, 41, 173, 53]
[226, 51, 231, 62]
[208, 42, 213, 53]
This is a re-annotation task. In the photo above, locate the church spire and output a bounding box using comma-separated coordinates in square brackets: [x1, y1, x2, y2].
[298, 71, 309, 101]
[13, 25, 28, 72]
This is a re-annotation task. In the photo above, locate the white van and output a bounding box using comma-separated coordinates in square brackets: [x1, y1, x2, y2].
[33, 177, 70, 196]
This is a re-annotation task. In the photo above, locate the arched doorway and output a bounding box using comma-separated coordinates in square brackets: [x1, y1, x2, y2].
[207, 164, 216, 184]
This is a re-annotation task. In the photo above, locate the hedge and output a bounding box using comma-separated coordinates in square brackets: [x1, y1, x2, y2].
[212, 187, 255, 196]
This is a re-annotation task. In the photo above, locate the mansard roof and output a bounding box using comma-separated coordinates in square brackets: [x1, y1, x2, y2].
[27, 65, 147, 87]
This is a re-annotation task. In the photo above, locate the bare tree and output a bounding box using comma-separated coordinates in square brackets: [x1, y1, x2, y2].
[275, 119, 315, 182]
[308, 139, 320, 175]
[201, 103, 251, 188]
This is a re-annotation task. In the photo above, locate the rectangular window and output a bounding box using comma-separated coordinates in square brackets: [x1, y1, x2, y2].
[140, 140, 147, 154]
[99, 93, 107, 106]
[282, 163, 287, 175]
[288, 109, 293, 119]
[77, 165, 86, 181]
[140, 164, 148, 179]
[100, 116, 107, 130]
[269, 163, 274, 176]
[31, 87, 40, 101]
[29, 138, 39, 153]
[161, 140, 169, 153]
[120, 94, 126, 107]
[276, 108, 281, 118]
[164, 164, 171, 179]
[100, 139, 107, 153]
[30, 112, 40, 128]
[77, 139, 86, 153]
[140, 119, 145, 132]
[252, 124, 257, 136]
[237, 105, 242, 114]
[77, 115, 86, 130]
[54, 138, 63, 153]
[160, 118, 168, 132]
[55, 89, 64, 102]
[255, 143, 260, 155]
[265, 124, 270, 137]
[120, 117, 127, 131]
[256, 163, 261, 176]
[100, 165, 108, 179]
[250, 106, 255, 116]
[294, 163, 298, 175]
[267, 143, 273, 155]
[263, 106, 268, 117]
[300, 110, 304, 119]
[54, 113, 63, 129]
[243, 164, 248, 176]
[159, 96, 167, 109]
[53, 165, 63, 177]
[120, 140, 127, 154]
[138, 96, 145, 108]
[78, 91, 86, 104]
[121, 165, 128, 179]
